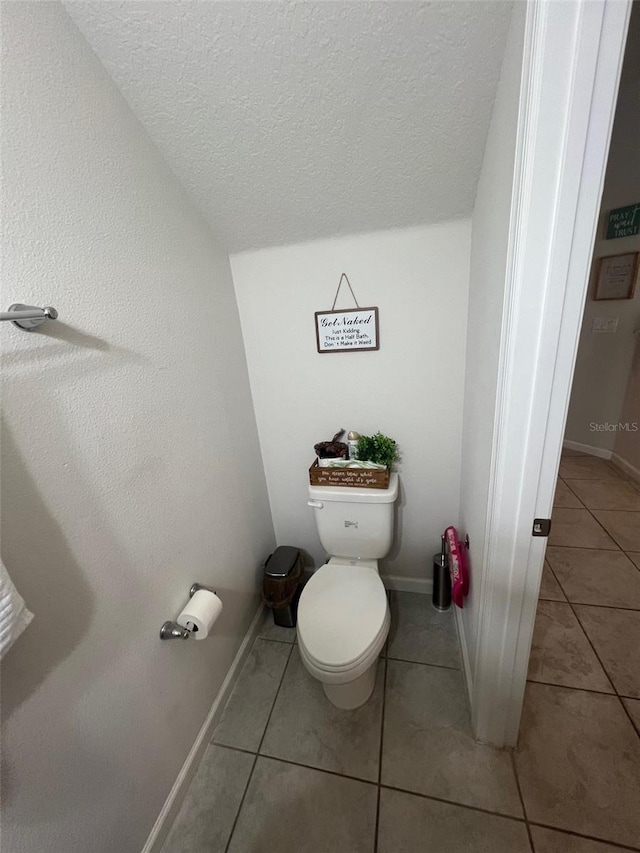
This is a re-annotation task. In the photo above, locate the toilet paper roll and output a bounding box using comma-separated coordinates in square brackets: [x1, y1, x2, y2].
[177, 589, 223, 640]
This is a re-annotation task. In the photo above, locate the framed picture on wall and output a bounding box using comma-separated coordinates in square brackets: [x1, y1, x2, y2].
[594, 252, 639, 300]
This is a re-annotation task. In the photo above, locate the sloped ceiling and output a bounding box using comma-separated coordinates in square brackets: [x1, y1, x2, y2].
[65, 1, 513, 253]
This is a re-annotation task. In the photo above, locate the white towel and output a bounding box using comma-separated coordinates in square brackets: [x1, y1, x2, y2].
[0, 559, 34, 660]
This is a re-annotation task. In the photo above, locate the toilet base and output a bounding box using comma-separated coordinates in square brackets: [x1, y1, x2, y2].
[321, 660, 378, 709]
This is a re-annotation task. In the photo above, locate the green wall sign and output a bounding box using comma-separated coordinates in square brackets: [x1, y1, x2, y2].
[606, 203, 640, 239]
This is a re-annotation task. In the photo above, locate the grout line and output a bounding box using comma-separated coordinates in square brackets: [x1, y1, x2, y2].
[210, 744, 640, 851]
[509, 751, 534, 851]
[526, 677, 616, 697]
[256, 643, 295, 755]
[555, 479, 586, 509]
[584, 502, 635, 552]
[555, 571, 625, 701]
[543, 542, 621, 552]
[558, 475, 623, 482]
[225, 747, 529, 826]
[619, 698, 640, 741]
[583, 520, 640, 734]
[255, 635, 297, 645]
[245, 752, 378, 786]
[528, 821, 640, 852]
[211, 742, 257, 757]
[567, 601, 619, 696]
[222, 751, 258, 853]
[522, 679, 640, 743]
[552, 478, 640, 555]
[384, 655, 461, 671]
[223, 642, 294, 853]
[528, 677, 640, 705]
[563, 500, 640, 513]
[373, 657, 388, 853]
[543, 599, 640, 612]
[378, 783, 527, 824]
[213, 741, 375, 786]
[542, 558, 567, 603]
[545, 535, 640, 598]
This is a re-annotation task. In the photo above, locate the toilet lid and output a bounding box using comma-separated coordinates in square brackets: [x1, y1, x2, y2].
[298, 564, 388, 669]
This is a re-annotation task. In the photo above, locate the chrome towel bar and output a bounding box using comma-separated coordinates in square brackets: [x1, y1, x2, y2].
[1, 304, 58, 331]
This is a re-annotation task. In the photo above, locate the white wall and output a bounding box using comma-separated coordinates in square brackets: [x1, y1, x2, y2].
[458, 3, 525, 679]
[615, 343, 640, 479]
[231, 222, 470, 582]
[564, 2, 640, 453]
[0, 5, 274, 853]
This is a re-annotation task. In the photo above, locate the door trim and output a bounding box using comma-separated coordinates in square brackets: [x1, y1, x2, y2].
[472, 0, 631, 746]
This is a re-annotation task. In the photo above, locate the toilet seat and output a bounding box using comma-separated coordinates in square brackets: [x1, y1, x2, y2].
[297, 563, 389, 673]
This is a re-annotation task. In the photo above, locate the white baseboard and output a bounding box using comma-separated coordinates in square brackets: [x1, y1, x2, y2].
[382, 574, 433, 594]
[562, 439, 613, 459]
[142, 602, 265, 853]
[611, 452, 640, 485]
[454, 606, 474, 712]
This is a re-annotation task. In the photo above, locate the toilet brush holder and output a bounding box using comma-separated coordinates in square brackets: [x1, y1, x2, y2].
[432, 552, 451, 611]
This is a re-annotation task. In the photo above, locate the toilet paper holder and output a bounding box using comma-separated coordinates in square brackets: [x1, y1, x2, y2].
[160, 583, 217, 640]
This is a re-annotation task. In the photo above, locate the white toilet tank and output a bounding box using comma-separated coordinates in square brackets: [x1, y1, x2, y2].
[308, 474, 399, 559]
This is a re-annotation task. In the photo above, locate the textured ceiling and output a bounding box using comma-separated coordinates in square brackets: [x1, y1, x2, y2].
[65, 1, 513, 253]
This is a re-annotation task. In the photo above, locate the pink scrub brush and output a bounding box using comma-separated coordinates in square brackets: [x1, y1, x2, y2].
[444, 526, 469, 608]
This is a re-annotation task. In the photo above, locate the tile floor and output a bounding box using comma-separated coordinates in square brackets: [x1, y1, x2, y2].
[521, 451, 640, 849]
[162, 456, 640, 852]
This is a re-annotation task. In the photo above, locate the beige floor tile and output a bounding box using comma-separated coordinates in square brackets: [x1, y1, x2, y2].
[256, 607, 297, 644]
[545, 546, 640, 609]
[553, 479, 584, 508]
[591, 510, 640, 551]
[564, 478, 640, 511]
[260, 653, 384, 782]
[378, 788, 531, 853]
[212, 639, 291, 751]
[530, 826, 631, 853]
[559, 457, 624, 481]
[574, 605, 640, 698]
[515, 682, 640, 847]
[382, 661, 522, 817]
[162, 745, 254, 853]
[539, 561, 566, 601]
[548, 509, 617, 550]
[622, 698, 640, 734]
[628, 552, 640, 569]
[527, 601, 612, 692]
[387, 590, 461, 668]
[227, 757, 377, 853]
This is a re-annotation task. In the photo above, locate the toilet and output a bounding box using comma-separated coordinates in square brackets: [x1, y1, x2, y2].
[297, 474, 398, 709]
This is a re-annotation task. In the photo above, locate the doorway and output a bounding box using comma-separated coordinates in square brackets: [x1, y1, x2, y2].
[520, 5, 640, 835]
[530, 0, 640, 714]
[463, 0, 634, 752]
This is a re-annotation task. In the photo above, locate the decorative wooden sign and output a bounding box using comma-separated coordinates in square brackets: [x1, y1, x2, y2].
[594, 252, 639, 301]
[606, 204, 640, 240]
[315, 307, 379, 353]
[315, 273, 380, 353]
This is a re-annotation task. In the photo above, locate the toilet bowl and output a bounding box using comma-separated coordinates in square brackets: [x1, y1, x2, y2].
[299, 474, 398, 709]
[297, 559, 390, 708]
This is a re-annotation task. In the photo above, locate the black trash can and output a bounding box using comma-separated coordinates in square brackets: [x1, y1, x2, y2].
[262, 546, 303, 627]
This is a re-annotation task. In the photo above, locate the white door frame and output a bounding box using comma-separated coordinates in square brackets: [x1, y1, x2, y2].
[471, 0, 631, 747]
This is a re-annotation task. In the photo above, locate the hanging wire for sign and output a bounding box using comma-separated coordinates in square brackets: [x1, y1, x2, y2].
[331, 273, 361, 310]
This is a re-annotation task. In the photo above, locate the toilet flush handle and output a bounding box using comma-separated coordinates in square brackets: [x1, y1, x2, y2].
[307, 500, 324, 509]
